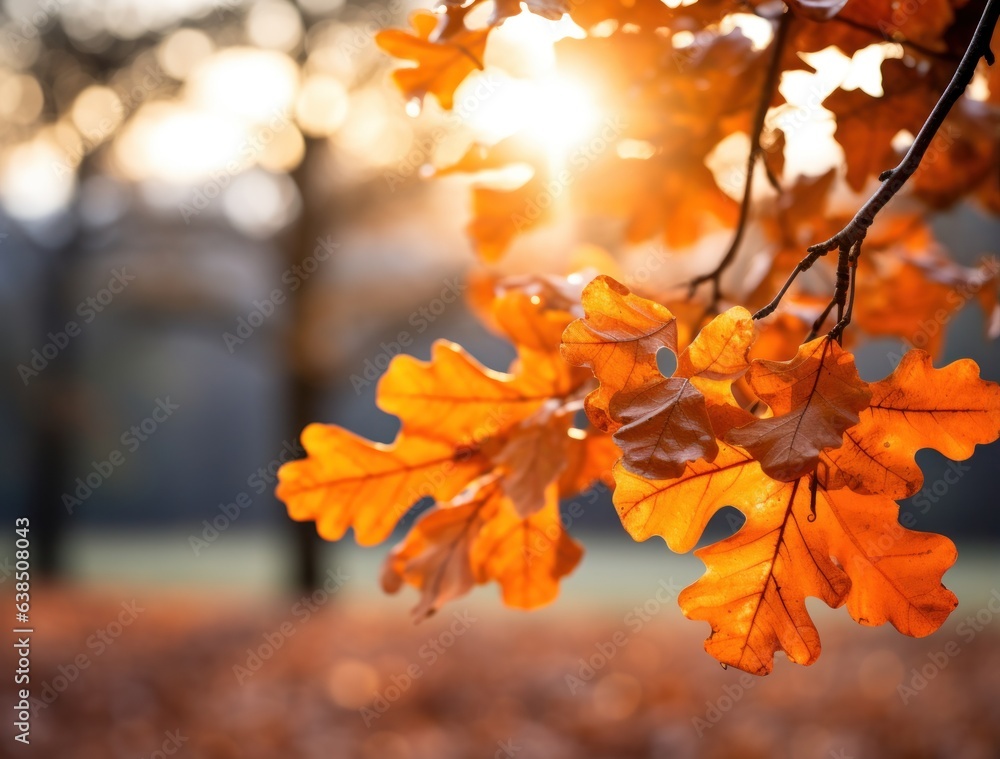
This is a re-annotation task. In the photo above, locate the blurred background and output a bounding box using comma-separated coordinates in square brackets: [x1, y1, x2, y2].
[0, 0, 999, 757]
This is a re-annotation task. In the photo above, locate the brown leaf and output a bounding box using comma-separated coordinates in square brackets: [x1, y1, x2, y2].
[726, 337, 872, 480]
[611, 378, 718, 479]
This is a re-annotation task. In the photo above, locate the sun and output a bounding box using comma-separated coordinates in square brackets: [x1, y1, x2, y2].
[457, 14, 603, 169]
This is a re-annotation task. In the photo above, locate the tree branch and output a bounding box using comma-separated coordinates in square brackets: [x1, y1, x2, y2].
[687, 9, 792, 308]
[753, 0, 1000, 330]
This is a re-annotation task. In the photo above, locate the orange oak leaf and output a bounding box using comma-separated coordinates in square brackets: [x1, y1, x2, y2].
[375, 10, 488, 110]
[726, 337, 871, 481]
[565, 279, 755, 479]
[277, 423, 489, 546]
[676, 305, 757, 436]
[280, 275, 606, 617]
[382, 477, 584, 616]
[561, 275, 678, 433]
[612, 439, 958, 673]
[381, 476, 504, 619]
[377, 340, 557, 442]
[472, 483, 583, 609]
[679, 475, 958, 674]
[279, 329, 581, 546]
[612, 440, 757, 553]
[821, 350, 1000, 498]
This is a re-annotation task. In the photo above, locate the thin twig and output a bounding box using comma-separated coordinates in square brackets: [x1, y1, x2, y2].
[753, 0, 1000, 324]
[752, 245, 828, 320]
[828, 242, 860, 342]
[805, 296, 837, 341]
[687, 9, 792, 308]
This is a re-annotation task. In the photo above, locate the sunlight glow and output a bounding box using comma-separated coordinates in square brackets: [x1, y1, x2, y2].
[460, 71, 603, 168]
[114, 102, 246, 182]
[186, 48, 298, 125]
[722, 13, 774, 50]
[774, 43, 901, 180]
[0, 138, 76, 219]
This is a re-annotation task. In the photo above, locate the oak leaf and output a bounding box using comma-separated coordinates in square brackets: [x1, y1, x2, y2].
[277, 422, 490, 545]
[381, 477, 503, 619]
[822, 350, 1000, 498]
[375, 10, 488, 110]
[472, 484, 583, 609]
[679, 475, 958, 674]
[561, 275, 679, 433]
[726, 337, 871, 481]
[609, 305, 757, 478]
[612, 438, 958, 674]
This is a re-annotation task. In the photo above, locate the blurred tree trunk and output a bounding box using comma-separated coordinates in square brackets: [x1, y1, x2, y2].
[285, 140, 330, 591]
[25, 235, 76, 578]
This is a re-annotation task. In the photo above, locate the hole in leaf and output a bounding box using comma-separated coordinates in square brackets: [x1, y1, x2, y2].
[697, 506, 746, 548]
[656, 346, 678, 377]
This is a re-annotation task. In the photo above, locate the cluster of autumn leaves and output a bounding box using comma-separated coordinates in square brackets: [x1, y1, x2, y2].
[373, 0, 1000, 351]
[374, 0, 1000, 258]
[278, 272, 1000, 674]
[276, 0, 1000, 674]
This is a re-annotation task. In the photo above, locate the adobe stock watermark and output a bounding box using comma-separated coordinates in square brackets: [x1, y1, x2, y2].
[29, 600, 145, 714]
[17, 268, 136, 386]
[360, 609, 477, 726]
[338, 0, 407, 59]
[621, 241, 671, 291]
[62, 397, 180, 514]
[386, 405, 516, 533]
[189, 439, 304, 554]
[52, 65, 165, 177]
[4, 0, 69, 50]
[903, 460, 971, 522]
[222, 235, 338, 353]
[233, 568, 351, 685]
[179, 108, 293, 223]
[520, 483, 606, 567]
[564, 578, 680, 695]
[349, 276, 466, 393]
[898, 589, 1000, 704]
[887, 257, 999, 367]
